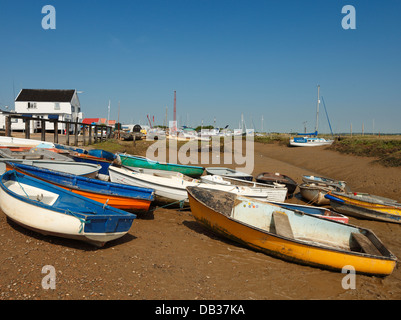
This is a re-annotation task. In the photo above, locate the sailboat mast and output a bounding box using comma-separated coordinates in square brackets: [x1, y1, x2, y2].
[315, 85, 320, 134]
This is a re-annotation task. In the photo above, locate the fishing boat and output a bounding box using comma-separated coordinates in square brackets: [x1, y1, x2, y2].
[325, 191, 401, 224]
[0, 137, 55, 148]
[71, 152, 113, 175]
[289, 85, 334, 147]
[255, 172, 298, 195]
[201, 174, 287, 202]
[299, 183, 341, 205]
[0, 170, 137, 247]
[268, 200, 349, 223]
[205, 167, 253, 181]
[0, 159, 101, 178]
[118, 153, 204, 178]
[7, 163, 155, 211]
[302, 175, 349, 192]
[109, 166, 276, 205]
[186, 187, 397, 276]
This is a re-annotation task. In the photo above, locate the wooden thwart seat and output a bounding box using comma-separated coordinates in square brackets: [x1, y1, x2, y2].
[272, 211, 294, 239]
[351, 232, 382, 256]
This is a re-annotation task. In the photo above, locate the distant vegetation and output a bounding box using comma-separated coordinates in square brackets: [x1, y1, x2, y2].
[254, 133, 290, 146]
[255, 133, 401, 167]
[328, 136, 401, 167]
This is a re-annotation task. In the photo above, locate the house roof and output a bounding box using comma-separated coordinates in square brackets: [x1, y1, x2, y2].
[82, 118, 100, 124]
[82, 118, 114, 125]
[15, 89, 76, 102]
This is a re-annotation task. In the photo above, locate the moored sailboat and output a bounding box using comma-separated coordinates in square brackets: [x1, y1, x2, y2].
[289, 85, 334, 147]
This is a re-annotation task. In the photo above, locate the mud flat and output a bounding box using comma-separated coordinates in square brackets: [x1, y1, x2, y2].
[0, 141, 400, 300]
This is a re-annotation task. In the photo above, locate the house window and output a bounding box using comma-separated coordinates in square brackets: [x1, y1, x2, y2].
[27, 102, 37, 109]
[55, 102, 60, 110]
[71, 106, 75, 112]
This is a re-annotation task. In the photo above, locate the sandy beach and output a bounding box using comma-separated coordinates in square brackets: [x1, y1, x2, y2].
[1, 140, 401, 301]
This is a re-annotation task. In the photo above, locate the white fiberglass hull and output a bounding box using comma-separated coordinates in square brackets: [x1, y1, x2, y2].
[0, 159, 101, 178]
[0, 181, 126, 246]
[108, 166, 274, 204]
[289, 139, 334, 147]
[0, 137, 55, 148]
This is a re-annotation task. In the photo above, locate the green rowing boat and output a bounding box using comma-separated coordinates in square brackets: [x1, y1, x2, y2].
[118, 153, 205, 177]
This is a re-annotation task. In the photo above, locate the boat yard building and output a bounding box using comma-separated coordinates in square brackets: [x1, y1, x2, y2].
[11, 89, 83, 133]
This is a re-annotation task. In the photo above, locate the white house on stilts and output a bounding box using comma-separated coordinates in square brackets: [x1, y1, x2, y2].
[11, 89, 83, 133]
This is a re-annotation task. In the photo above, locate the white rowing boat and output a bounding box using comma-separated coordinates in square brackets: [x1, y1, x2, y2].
[109, 166, 276, 204]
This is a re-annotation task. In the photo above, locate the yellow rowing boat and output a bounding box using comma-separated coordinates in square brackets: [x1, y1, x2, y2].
[187, 187, 397, 276]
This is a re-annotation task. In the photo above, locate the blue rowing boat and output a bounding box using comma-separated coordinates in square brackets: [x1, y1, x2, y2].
[71, 152, 112, 175]
[268, 201, 349, 223]
[54, 143, 88, 154]
[7, 162, 155, 211]
[88, 149, 116, 162]
[0, 170, 137, 247]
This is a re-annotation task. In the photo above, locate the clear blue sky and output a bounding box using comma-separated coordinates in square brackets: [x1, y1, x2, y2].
[0, 0, 400, 133]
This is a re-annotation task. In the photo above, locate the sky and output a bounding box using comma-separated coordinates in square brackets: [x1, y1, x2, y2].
[0, 0, 400, 134]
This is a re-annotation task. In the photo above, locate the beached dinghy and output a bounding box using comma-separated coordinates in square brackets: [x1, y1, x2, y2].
[0, 170, 137, 247]
[299, 182, 341, 205]
[71, 152, 113, 175]
[325, 191, 401, 224]
[267, 201, 349, 223]
[0, 159, 101, 178]
[0, 145, 71, 156]
[0, 147, 74, 162]
[201, 174, 287, 202]
[118, 153, 205, 178]
[205, 167, 253, 181]
[256, 172, 298, 195]
[302, 175, 349, 192]
[87, 149, 117, 162]
[109, 166, 275, 205]
[187, 187, 397, 276]
[7, 163, 155, 211]
[0, 137, 55, 148]
[54, 143, 88, 154]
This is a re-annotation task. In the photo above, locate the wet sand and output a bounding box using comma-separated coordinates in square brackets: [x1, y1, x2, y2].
[1, 141, 401, 300]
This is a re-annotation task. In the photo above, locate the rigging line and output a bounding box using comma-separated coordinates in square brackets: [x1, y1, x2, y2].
[321, 96, 334, 136]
